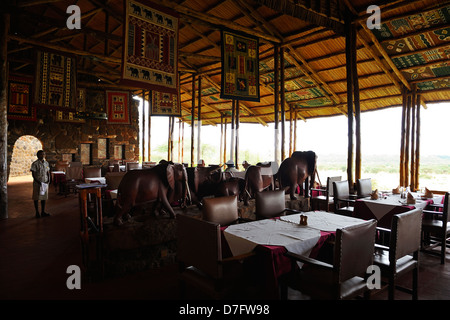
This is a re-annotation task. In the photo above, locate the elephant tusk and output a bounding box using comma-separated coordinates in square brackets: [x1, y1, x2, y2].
[185, 179, 192, 203]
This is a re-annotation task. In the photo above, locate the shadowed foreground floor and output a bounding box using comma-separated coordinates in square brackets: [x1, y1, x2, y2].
[1, 175, 450, 308]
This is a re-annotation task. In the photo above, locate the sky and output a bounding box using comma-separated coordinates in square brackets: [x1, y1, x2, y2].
[140, 101, 450, 162]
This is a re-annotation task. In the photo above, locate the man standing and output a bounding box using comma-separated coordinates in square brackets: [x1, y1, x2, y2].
[30, 150, 51, 218]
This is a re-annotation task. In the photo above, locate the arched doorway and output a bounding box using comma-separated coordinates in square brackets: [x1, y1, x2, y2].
[9, 135, 42, 178]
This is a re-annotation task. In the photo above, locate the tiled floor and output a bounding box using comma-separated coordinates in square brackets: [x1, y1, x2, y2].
[1, 175, 450, 302]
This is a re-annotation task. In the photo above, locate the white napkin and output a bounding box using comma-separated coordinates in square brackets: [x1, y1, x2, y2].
[40, 182, 48, 195]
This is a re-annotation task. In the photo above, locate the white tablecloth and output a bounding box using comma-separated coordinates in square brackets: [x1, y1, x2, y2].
[224, 211, 366, 257]
[85, 177, 106, 184]
[358, 193, 434, 220]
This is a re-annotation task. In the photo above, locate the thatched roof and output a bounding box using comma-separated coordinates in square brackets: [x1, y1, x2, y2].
[4, 0, 450, 126]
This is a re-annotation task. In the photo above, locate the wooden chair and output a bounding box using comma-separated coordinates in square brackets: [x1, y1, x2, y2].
[311, 176, 341, 211]
[333, 180, 356, 217]
[255, 189, 299, 220]
[281, 219, 377, 300]
[421, 192, 450, 264]
[126, 162, 140, 171]
[83, 167, 102, 179]
[356, 178, 372, 198]
[202, 195, 248, 226]
[177, 214, 255, 299]
[62, 166, 83, 195]
[55, 160, 69, 172]
[373, 208, 421, 300]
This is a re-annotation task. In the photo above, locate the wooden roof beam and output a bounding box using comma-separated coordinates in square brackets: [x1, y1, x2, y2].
[150, 0, 281, 43]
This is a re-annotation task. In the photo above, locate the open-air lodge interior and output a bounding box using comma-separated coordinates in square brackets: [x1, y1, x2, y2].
[1, 0, 450, 304]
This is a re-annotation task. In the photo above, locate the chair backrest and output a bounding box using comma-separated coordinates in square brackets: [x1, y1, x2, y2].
[177, 214, 223, 280]
[55, 160, 69, 172]
[356, 178, 372, 198]
[255, 189, 286, 219]
[83, 167, 102, 178]
[66, 166, 83, 180]
[334, 219, 377, 283]
[202, 195, 239, 226]
[443, 192, 450, 224]
[333, 180, 350, 200]
[126, 162, 140, 171]
[390, 208, 422, 262]
[105, 172, 126, 190]
[327, 176, 342, 198]
[69, 161, 82, 167]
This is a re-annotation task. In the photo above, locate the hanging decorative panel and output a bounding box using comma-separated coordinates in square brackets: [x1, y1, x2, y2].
[151, 90, 180, 116]
[34, 50, 77, 110]
[220, 29, 260, 102]
[106, 90, 131, 125]
[122, 0, 179, 94]
[7, 76, 36, 121]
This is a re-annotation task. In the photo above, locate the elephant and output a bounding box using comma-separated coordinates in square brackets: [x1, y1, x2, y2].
[243, 164, 275, 205]
[274, 150, 317, 200]
[186, 165, 224, 206]
[114, 162, 189, 226]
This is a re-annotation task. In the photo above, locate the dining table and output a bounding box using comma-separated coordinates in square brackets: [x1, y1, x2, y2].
[354, 192, 443, 228]
[223, 211, 367, 299]
[51, 171, 66, 193]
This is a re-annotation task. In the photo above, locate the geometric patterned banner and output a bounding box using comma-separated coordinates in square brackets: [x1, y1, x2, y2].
[121, 0, 179, 94]
[8, 75, 36, 121]
[34, 50, 77, 110]
[106, 90, 131, 125]
[220, 29, 260, 102]
[151, 90, 180, 116]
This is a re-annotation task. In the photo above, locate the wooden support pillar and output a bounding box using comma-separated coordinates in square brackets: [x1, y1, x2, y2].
[141, 90, 146, 162]
[181, 121, 185, 164]
[178, 119, 181, 163]
[197, 76, 202, 164]
[410, 88, 416, 191]
[294, 107, 297, 152]
[280, 47, 286, 161]
[405, 93, 411, 189]
[352, 22, 361, 182]
[230, 100, 235, 163]
[190, 74, 195, 167]
[399, 86, 407, 187]
[147, 91, 152, 161]
[0, 13, 9, 220]
[345, 17, 354, 191]
[223, 118, 227, 165]
[414, 94, 421, 191]
[235, 100, 240, 169]
[220, 114, 224, 165]
[289, 105, 293, 156]
[274, 45, 280, 164]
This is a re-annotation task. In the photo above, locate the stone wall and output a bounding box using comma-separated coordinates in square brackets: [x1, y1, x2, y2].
[6, 98, 140, 180]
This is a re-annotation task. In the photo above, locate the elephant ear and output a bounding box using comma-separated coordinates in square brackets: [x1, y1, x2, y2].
[166, 164, 175, 190]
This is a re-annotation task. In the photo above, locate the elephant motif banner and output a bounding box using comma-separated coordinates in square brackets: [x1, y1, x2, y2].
[221, 29, 260, 102]
[151, 90, 180, 116]
[34, 50, 77, 110]
[121, 0, 179, 94]
[106, 91, 131, 125]
[7, 75, 36, 121]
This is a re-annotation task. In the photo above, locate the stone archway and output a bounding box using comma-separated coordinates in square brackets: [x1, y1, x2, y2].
[9, 135, 42, 178]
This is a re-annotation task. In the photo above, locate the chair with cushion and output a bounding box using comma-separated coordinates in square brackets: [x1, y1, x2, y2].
[282, 219, 377, 300]
[333, 180, 356, 217]
[126, 162, 140, 171]
[202, 195, 247, 226]
[55, 160, 69, 172]
[311, 176, 342, 211]
[83, 167, 102, 179]
[421, 192, 450, 264]
[62, 166, 83, 195]
[255, 189, 299, 220]
[373, 208, 422, 299]
[177, 214, 255, 299]
[356, 178, 372, 199]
